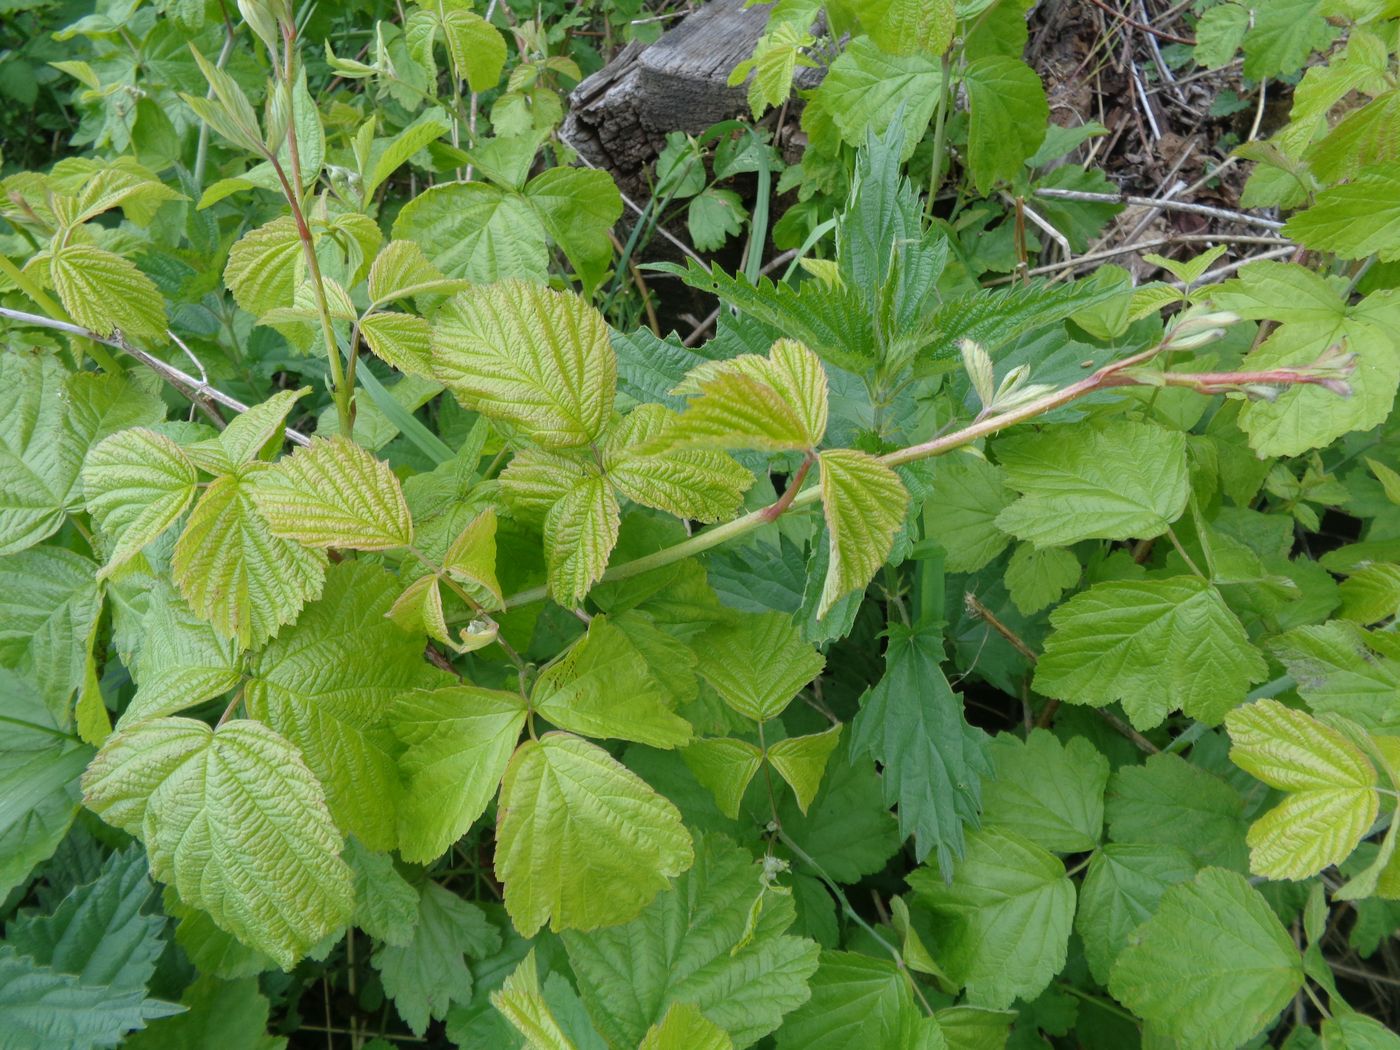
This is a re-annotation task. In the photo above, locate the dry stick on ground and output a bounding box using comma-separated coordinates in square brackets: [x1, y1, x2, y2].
[0, 307, 313, 446]
[986, 232, 1290, 284]
[1083, 0, 1195, 44]
[1034, 186, 1285, 230]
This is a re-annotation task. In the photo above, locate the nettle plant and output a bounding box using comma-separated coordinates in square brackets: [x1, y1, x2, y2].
[3, 0, 1400, 1048]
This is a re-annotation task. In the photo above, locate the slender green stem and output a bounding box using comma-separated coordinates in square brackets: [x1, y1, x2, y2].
[779, 830, 902, 962]
[926, 51, 953, 216]
[1165, 525, 1206, 579]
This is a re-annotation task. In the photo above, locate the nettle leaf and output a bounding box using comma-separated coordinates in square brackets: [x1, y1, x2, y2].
[681, 737, 764, 820]
[1075, 842, 1199, 985]
[695, 612, 825, 722]
[83, 428, 198, 576]
[604, 404, 753, 523]
[531, 616, 693, 749]
[172, 471, 328, 650]
[850, 623, 989, 871]
[562, 832, 820, 1048]
[245, 561, 450, 852]
[47, 244, 166, 339]
[995, 419, 1189, 547]
[393, 686, 526, 864]
[980, 730, 1109, 853]
[962, 56, 1049, 195]
[250, 436, 413, 551]
[495, 733, 694, 937]
[817, 449, 908, 618]
[666, 339, 830, 452]
[432, 280, 616, 447]
[1108, 869, 1303, 1050]
[1226, 699, 1379, 879]
[1035, 576, 1268, 730]
[82, 717, 354, 970]
[908, 827, 1075, 1009]
[544, 474, 620, 606]
[767, 724, 843, 814]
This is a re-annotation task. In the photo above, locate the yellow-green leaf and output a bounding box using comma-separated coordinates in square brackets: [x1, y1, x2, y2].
[767, 724, 844, 815]
[49, 244, 166, 339]
[682, 737, 764, 820]
[491, 949, 577, 1050]
[696, 612, 825, 723]
[544, 475, 619, 606]
[82, 428, 198, 577]
[817, 449, 908, 618]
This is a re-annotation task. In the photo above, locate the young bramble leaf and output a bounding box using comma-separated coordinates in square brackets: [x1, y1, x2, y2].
[1035, 576, 1267, 730]
[366, 239, 467, 306]
[432, 280, 616, 448]
[544, 475, 620, 607]
[490, 949, 576, 1050]
[360, 312, 435, 378]
[119, 587, 240, 727]
[1003, 543, 1081, 615]
[48, 244, 166, 340]
[495, 733, 694, 937]
[774, 950, 928, 1050]
[681, 737, 764, 820]
[250, 436, 413, 551]
[443, 507, 502, 608]
[393, 686, 525, 864]
[223, 216, 305, 321]
[81, 717, 353, 970]
[1226, 699, 1379, 880]
[696, 612, 825, 723]
[1284, 167, 1400, 261]
[83, 429, 198, 577]
[766, 724, 843, 814]
[1108, 868, 1303, 1050]
[604, 404, 753, 523]
[186, 387, 310, 474]
[639, 1002, 733, 1050]
[817, 449, 908, 618]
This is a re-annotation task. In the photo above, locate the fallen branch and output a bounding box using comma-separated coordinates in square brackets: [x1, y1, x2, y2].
[1034, 186, 1285, 231]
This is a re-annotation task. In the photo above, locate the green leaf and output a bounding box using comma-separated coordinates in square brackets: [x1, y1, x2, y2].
[443, 507, 502, 607]
[861, 0, 955, 56]
[223, 216, 304, 320]
[160, 887, 275, 980]
[908, 827, 1075, 1009]
[687, 188, 748, 252]
[777, 746, 903, 883]
[1193, 2, 1249, 68]
[172, 471, 327, 650]
[490, 949, 577, 1050]
[393, 182, 549, 284]
[47, 243, 166, 339]
[1285, 166, 1400, 261]
[681, 737, 764, 820]
[366, 239, 465, 306]
[695, 612, 825, 723]
[995, 420, 1189, 548]
[1075, 842, 1199, 985]
[191, 388, 309, 472]
[344, 839, 419, 947]
[83, 429, 198, 576]
[962, 56, 1049, 196]
[181, 44, 262, 152]
[0, 546, 101, 718]
[360, 312, 435, 378]
[604, 404, 752, 523]
[850, 624, 988, 870]
[81, 716, 354, 969]
[531, 616, 692, 748]
[1242, 0, 1336, 79]
[1108, 868, 1303, 1050]
[374, 882, 501, 1036]
[1269, 621, 1400, 729]
[246, 561, 449, 851]
[818, 448, 908, 618]
[1035, 576, 1267, 730]
[980, 730, 1108, 853]
[767, 724, 843, 814]
[363, 113, 454, 201]
[0, 356, 82, 554]
[119, 587, 240, 726]
[817, 38, 941, 155]
[1106, 753, 1249, 871]
[640, 1002, 734, 1050]
[123, 974, 277, 1050]
[775, 950, 931, 1050]
[921, 455, 1013, 571]
[1003, 543, 1080, 615]
[495, 733, 694, 937]
[523, 167, 624, 293]
[432, 280, 616, 447]
[1226, 698, 1379, 880]
[393, 686, 526, 863]
[250, 436, 413, 551]
[544, 475, 620, 607]
[563, 832, 820, 1048]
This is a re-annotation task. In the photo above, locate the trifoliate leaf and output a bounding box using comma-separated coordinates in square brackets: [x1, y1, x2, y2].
[1003, 543, 1081, 615]
[1035, 576, 1267, 729]
[344, 839, 419, 947]
[1108, 868, 1303, 1050]
[695, 612, 825, 722]
[850, 623, 989, 872]
[995, 420, 1189, 548]
[172, 471, 327, 650]
[666, 339, 829, 452]
[432, 280, 616, 447]
[250, 436, 413, 551]
[119, 586, 239, 726]
[640, 1002, 733, 1050]
[681, 737, 764, 819]
[562, 832, 820, 1048]
[82, 428, 198, 576]
[980, 730, 1109, 853]
[245, 561, 450, 851]
[495, 733, 694, 937]
[604, 404, 753, 523]
[544, 475, 620, 606]
[223, 216, 304, 319]
[1075, 842, 1199, 985]
[1106, 753, 1250, 871]
[774, 950, 929, 1050]
[393, 686, 526, 864]
[187, 388, 309, 473]
[374, 882, 501, 1036]
[82, 717, 354, 969]
[1226, 699, 1379, 879]
[818, 448, 908, 617]
[48, 244, 166, 339]
[0, 546, 101, 718]
[861, 0, 955, 56]
[962, 56, 1049, 196]
[490, 949, 576, 1050]
[366, 239, 467, 306]
[921, 455, 1013, 571]
[531, 616, 692, 748]
[360, 312, 435, 378]
[767, 724, 843, 814]
[908, 828, 1074, 1009]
